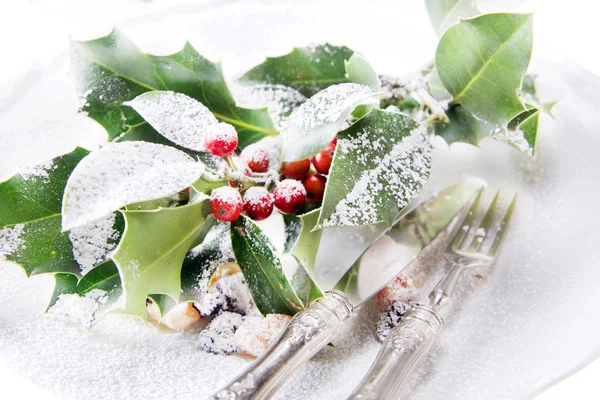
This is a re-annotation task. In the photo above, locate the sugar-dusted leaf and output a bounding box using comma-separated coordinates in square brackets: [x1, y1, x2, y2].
[280, 83, 379, 161]
[289, 209, 322, 273]
[71, 29, 165, 140]
[180, 222, 234, 303]
[318, 110, 431, 229]
[425, 0, 479, 36]
[435, 104, 495, 146]
[436, 13, 533, 126]
[240, 44, 354, 98]
[116, 122, 223, 170]
[62, 142, 205, 231]
[73, 30, 277, 148]
[124, 91, 218, 152]
[47, 260, 122, 326]
[231, 83, 307, 128]
[111, 199, 213, 319]
[0, 148, 88, 276]
[150, 42, 278, 149]
[230, 216, 303, 315]
[68, 212, 124, 275]
[345, 52, 381, 91]
[282, 213, 302, 253]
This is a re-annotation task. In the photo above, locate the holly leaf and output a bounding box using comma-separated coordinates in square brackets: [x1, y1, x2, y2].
[282, 254, 324, 306]
[124, 91, 218, 152]
[47, 260, 122, 326]
[0, 147, 88, 276]
[239, 44, 354, 98]
[72, 29, 277, 148]
[425, 0, 479, 36]
[61, 141, 205, 231]
[280, 83, 379, 161]
[230, 216, 303, 315]
[48, 260, 121, 311]
[289, 209, 322, 273]
[180, 222, 234, 303]
[345, 53, 381, 91]
[435, 104, 495, 146]
[282, 213, 302, 254]
[111, 199, 213, 320]
[317, 110, 431, 229]
[436, 13, 533, 127]
[231, 83, 307, 129]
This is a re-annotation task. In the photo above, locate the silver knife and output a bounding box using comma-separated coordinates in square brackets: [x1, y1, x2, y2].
[208, 184, 478, 400]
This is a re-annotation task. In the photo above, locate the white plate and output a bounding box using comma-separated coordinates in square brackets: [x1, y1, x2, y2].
[1, 1, 600, 399]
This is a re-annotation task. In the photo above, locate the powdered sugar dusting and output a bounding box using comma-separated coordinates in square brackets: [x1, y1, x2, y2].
[281, 83, 378, 161]
[320, 124, 431, 228]
[48, 289, 109, 328]
[491, 127, 533, 156]
[124, 91, 218, 152]
[62, 142, 205, 231]
[243, 187, 272, 207]
[0, 224, 25, 260]
[69, 213, 120, 275]
[231, 83, 306, 128]
[17, 159, 56, 181]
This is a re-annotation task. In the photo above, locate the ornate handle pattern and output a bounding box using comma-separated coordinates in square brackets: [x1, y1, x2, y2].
[208, 291, 353, 400]
[348, 305, 443, 400]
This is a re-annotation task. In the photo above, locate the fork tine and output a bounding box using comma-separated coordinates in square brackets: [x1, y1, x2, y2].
[466, 190, 500, 253]
[487, 194, 517, 257]
[452, 187, 484, 250]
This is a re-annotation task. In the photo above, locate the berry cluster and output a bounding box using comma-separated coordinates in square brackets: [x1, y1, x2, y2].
[204, 125, 337, 223]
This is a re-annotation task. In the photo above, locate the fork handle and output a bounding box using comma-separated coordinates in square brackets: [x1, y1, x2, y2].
[208, 291, 353, 400]
[348, 305, 443, 400]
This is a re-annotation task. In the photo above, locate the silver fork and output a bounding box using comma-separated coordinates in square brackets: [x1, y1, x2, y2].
[348, 189, 517, 400]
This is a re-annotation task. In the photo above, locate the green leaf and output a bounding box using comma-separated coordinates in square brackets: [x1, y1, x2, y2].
[435, 13, 533, 126]
[72, 30, 277, 148]
[71, 29, 166, 140]
[61, 141, 205, 231]
[425, 0, 479, 36]
[150, 42, 277, 149]
[282, 213, 302, 254]
[289, 209, 322, 273]
[240, 44, 354, 98]
[435, 104, 495, 146]
[180, 222, 234, 303]
[345, 53, 381, 91]
[48, 260, 122, 321]
[317, 110, 431, 229]
[230, 216, 303, 315]
[283, 254, 324, 306]
[111, 199, 213, 319]
[124, 91, 218, 152]
[280, 83, 379, 161]
[148, 294, 178, 317]
[0, 148, 88, 276]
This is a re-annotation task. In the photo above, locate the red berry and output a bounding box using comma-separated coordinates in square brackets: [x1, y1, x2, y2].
[303, 174, 327, 204]
[204, 123, 238, 157]
[241, 146, 270, 173]
[273, 179, 306, 214]
[210, 187, 243, 222]
[243, 187, 274, 221]
[281, 159, 310, 180]
[311, 144, 335, 175]
[331, 137, 338, 146]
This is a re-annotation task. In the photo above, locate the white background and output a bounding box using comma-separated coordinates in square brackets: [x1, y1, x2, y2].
[0, 0, 599, 398]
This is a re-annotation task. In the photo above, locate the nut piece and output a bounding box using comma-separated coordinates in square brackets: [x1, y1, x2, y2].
[235, 314, 292, 357]
[162, 302, 204, 331]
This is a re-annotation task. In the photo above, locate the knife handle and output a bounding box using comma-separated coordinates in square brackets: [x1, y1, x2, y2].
[208, 291, 353, 400]
[348, 305, 443, 400]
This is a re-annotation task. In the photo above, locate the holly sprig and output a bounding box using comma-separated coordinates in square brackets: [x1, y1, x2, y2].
[0, 0, 549, 326]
